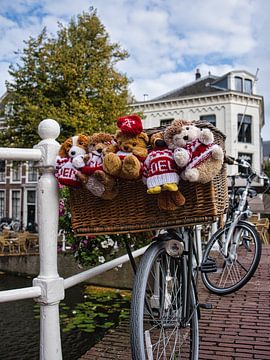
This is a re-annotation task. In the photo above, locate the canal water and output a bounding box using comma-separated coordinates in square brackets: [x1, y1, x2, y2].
[0, 273, 130, 360]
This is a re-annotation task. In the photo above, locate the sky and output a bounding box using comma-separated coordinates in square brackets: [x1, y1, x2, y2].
[0, 0, 270, 140]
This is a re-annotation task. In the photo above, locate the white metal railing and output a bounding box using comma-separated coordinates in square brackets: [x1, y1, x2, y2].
[0, 118, 148, 360]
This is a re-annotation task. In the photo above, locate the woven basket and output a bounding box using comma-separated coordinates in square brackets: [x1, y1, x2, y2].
[70, 121, 228, 236]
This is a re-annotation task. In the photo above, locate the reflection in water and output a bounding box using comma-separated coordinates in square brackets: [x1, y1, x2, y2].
[0, 273, 130, 360]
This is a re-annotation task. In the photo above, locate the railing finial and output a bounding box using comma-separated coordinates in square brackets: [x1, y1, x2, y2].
[38, 119, 60, 140]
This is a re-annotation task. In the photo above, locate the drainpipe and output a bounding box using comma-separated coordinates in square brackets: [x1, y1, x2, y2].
[32, 119, 64, 360]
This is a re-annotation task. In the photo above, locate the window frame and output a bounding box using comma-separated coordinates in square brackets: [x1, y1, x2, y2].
[0, 190, 5, 219]
[160, 118, 174, 127]
[10, 161, 22, 183]
[235, 76, 243, 92]
[199, 114, 216, 126]
[237, 114, 252, 143]
[27, 161, 38, 183]
[244, 79, 252, 94]
[0, 160, 6, 183]
[10, 189, 21, 221]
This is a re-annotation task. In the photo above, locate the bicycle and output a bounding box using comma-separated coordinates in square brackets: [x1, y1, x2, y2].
[0, 217, 21, 232]
[130, 227, 206, 359]
[201, 156, 269, 295]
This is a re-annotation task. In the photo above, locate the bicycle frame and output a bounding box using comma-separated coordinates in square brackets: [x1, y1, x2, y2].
[147, 228, 199, 325]
[221, 159, 263, 259]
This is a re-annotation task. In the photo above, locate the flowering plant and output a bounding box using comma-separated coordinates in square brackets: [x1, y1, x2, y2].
[58, 186, 153, 266]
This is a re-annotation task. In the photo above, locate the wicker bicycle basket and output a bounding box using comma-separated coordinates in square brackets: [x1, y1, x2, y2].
[69, 121, 228, 236]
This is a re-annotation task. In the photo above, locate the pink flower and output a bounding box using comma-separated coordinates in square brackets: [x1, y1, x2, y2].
[59, 199, 65, 216]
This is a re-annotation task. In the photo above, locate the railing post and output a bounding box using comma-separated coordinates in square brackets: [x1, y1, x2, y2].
[32, 119, 64, 360]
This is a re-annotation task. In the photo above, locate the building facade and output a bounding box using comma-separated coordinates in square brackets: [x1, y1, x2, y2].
[131, 70, 265, 176]
[0, 92, 39, 229]
[0, 160, 38, 229]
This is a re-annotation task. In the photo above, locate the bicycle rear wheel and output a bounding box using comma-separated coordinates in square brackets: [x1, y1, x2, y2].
[130, 240, 199, 359]
[201, 220, 261, 295]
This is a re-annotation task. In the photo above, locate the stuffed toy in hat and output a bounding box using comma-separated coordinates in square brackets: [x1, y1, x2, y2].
[103, 115, 149, 180]
[73, 133, 119, 200]
[164, 119, 224, 184]
[55, 135, 89, 187]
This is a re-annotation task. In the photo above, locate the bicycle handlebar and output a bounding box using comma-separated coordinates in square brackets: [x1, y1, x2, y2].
[225, 155, 270, 190]
[225, 155, 250, 168]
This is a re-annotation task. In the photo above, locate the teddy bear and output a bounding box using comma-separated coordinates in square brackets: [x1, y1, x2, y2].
[72, 132, 119, 200]
[142, 132, 181, 194]
[142, 131, 186, 210]
[55, 134, 89, 187]
[164, 119, 224, 184]
[103, 115, 149, 180]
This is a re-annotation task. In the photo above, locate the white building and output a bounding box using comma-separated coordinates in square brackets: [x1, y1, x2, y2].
[131, 69, 265, 175]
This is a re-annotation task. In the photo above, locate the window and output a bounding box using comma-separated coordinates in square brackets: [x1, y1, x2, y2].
[199, 114, 216, 126]
[238, 114, 252, 143]
[26, 190, 36, 231]
[244, 79, 252, 94]
[27, 190, 36, 204]
[235, 77, 243, 92]
[0, 191, 5, 219]
[160, 119, 174, 127]
[11, 190, 21, 220]
[0, 160, 5, 183]
[11, 161, 21, 182]
[27, 161, 38, 182]
[238, 153, 252, 174]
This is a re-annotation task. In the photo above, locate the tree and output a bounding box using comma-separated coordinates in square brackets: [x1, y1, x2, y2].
[1, 8, 131, 147]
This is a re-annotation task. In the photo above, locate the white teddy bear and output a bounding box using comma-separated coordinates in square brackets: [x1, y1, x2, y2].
[164, 120, 224, 183]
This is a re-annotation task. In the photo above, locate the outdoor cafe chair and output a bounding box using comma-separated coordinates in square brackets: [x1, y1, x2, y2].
[12, 233, 28, 254]
[0, 233, 14, 253]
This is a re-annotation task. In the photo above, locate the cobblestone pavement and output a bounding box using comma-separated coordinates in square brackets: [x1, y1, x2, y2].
[79, 245, 270, 360]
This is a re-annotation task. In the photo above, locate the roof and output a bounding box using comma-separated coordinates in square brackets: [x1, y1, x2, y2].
[150, 69, 258, 102]
[152, 75, 221, 101]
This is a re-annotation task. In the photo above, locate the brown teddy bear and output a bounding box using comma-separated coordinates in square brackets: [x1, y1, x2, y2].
[164, 119, 224, 184]
[103, 115, 149, 180]
[73, 132, 119, 200]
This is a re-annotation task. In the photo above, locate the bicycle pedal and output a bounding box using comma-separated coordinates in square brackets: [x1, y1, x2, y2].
[200, 259, 217, 273]
[199, 303, 212, 310]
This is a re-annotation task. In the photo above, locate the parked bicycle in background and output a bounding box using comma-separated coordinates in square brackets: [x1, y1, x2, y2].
[0, 217, 21, 232]
[201, 156, 270, 295]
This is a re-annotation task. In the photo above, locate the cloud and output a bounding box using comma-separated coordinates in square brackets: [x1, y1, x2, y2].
[0, 0, 269, 139]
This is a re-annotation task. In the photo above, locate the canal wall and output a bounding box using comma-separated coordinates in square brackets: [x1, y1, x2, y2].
[0, 254, 135, 289]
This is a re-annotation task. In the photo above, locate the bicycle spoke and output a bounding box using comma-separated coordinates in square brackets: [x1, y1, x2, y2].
[202, 221, 261, 294]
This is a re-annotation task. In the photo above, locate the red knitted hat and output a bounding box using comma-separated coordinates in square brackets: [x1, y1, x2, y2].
[117, 115, 143, 136]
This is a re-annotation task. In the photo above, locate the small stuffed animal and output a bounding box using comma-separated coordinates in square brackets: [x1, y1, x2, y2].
[142, 132, 180, 194]
[55, 135, 89, 187]
[103, 115, 149, 180]
[164, 119, 224, 184]
[142, 131, 186, 211]
[79, 133, 119, 200]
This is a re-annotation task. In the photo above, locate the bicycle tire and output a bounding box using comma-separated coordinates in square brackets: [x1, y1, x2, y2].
[201, 220, 261, 295]
[130, 240, 199, 359]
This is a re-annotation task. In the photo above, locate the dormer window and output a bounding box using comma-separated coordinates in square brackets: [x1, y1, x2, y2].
[235, 77, 243, 92]
[244, 79, 252, 94]
[235, 76, 253, 94]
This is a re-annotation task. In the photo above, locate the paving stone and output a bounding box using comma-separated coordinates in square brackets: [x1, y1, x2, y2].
[78, 245, 270, 359]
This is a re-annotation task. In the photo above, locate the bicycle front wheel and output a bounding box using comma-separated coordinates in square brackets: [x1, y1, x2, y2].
[202, 220, 261, 295]
[130, 240, 199, 360]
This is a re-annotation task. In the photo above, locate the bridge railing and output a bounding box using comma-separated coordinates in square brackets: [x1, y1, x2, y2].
[0, 119, 148, 360]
